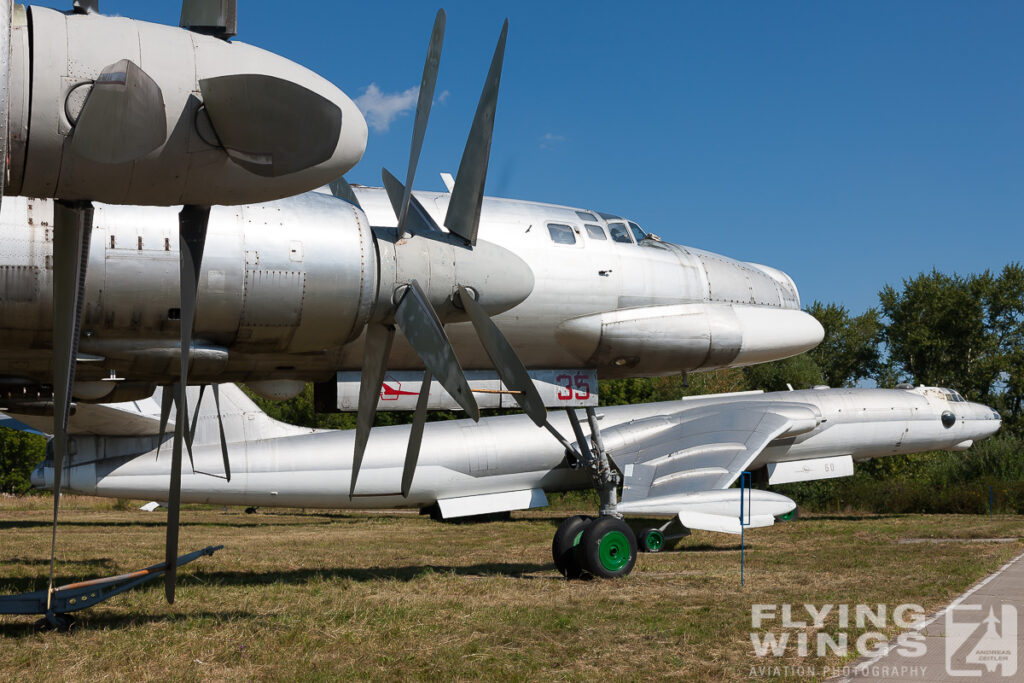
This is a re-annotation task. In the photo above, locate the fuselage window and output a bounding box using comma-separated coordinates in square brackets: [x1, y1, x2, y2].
[547, 223, 577, 245]
[585, 224, 607, 240]
[628, 221, 646, 243]
[607, 221, 634, 244]
[575, 210, 599, 223]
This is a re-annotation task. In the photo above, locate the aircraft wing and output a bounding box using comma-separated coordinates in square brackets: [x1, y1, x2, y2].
[607, 400, 821, 530]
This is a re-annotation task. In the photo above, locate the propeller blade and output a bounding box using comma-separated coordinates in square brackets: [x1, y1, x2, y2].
[165, 385, 185, 604]
[444, 20, 508, 246]
[188, 384, 206, 449]
[394, 280, 479, 420]
[457, 285, 546, 427]
[382, 168, 441, 235]
[401, 369, 431, 498]
[180, 0, 237, 39]
[155, 384, 173, 458]
[211, 384, 230, 481]
[0, 0, 7, 218]
[48, 201, 93, 600]
[184, 383, 208, 471]
[397, 8, 445, 232]
[71, 59, 167, 165]
[72, 1, 98, 14]
[351, 323, 396, 497]
[329, 176, 362, 209]
[166, 205, 210, 603]
[198, 74, 342, 177]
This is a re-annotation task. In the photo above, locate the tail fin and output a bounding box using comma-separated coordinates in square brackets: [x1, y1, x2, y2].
[186, 384, 313, 448]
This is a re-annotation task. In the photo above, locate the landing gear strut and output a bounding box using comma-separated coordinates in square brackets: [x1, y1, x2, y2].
[550, 407, 637, 579]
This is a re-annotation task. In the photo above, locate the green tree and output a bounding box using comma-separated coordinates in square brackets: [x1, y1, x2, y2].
[879, 266, 1023, 406]
[743, 353, 823, 392]
[805, 301, 882, 387]
[978, 264, 1024, 424]
[0, 427, 47, 494]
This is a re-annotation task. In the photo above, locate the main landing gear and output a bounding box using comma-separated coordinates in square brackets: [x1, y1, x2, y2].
[553, 514, 637, 579]
[549, 407, 638, 580]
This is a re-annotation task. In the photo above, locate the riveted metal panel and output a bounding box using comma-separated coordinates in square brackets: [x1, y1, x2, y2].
[0, 265, 39, 302]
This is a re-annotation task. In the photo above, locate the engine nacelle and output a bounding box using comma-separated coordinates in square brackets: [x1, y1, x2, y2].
[555, 303, 824, 375]
[4, 5, 367, 206]
[0, 193, 377, 382]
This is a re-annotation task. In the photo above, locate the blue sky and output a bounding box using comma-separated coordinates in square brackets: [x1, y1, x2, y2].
[36, 1, 1024, 315]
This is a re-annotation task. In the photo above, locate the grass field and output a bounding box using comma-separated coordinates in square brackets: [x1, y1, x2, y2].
[1, 495, 1022, 681]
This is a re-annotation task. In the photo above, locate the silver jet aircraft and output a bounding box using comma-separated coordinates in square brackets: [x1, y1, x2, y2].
[24, 383, 1001, 580]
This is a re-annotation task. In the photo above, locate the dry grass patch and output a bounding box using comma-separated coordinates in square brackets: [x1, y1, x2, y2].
[1, 497, 1022, 681]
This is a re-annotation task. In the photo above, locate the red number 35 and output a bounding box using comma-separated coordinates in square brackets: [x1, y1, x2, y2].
[556, 374, 592, 401]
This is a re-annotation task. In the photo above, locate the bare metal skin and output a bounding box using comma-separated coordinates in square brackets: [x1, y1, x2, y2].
[27, 384, 999, 522]
[0, 189, 823, 401]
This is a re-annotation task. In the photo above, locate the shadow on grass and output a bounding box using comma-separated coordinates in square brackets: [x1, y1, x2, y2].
[0, 610, 254, 637]
[192, 561, 555, 587]
[0, 518, 326, 531]
[672, 543, 748, 553]
[801, 514, 909, 522]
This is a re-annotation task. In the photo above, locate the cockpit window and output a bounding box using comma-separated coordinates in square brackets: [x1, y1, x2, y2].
[628, 221, 646, 242]
[575, 210, 598, 222]
[547, 223, 577, 245]
[585, 224, 607, 240]
[607, 221, 634, 244]
[933, 387, 962, 403]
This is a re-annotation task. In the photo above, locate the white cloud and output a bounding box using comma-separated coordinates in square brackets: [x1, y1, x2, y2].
[539, 132, 566, 150]
[355, 83, 419, 133]
[438, 89, 451, 105]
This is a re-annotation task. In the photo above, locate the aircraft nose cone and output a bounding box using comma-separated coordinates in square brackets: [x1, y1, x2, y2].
[971, 402, 1002, 438]
[730, 308, 825, 366]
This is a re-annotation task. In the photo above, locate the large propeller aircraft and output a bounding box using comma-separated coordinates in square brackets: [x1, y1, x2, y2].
[0, 0, 367, 606]
[0, 2, 826, 621]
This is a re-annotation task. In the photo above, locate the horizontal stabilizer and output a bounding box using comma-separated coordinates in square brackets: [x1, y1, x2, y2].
[0, 413, 49, 437]
[5, 395, 165, 436]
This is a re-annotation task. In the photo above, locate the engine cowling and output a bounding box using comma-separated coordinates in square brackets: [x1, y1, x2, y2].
[0, 193, 377, 383]
[4, 5, 367, 206]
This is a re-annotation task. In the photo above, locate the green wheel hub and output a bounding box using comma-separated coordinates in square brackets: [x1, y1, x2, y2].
[645, 530, 664, 552]
[597, 530, 632, 571]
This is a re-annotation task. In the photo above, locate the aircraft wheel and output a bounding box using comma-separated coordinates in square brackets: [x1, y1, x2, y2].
[638, 528, 665, 553]
[578, 516, 636, 579]
[552, 515, 591, 579]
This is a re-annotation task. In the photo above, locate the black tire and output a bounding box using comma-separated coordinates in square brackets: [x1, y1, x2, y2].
[638, 528, 665, 553]
[552, 515, 591, 579]
[578, 516, 637, 579]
